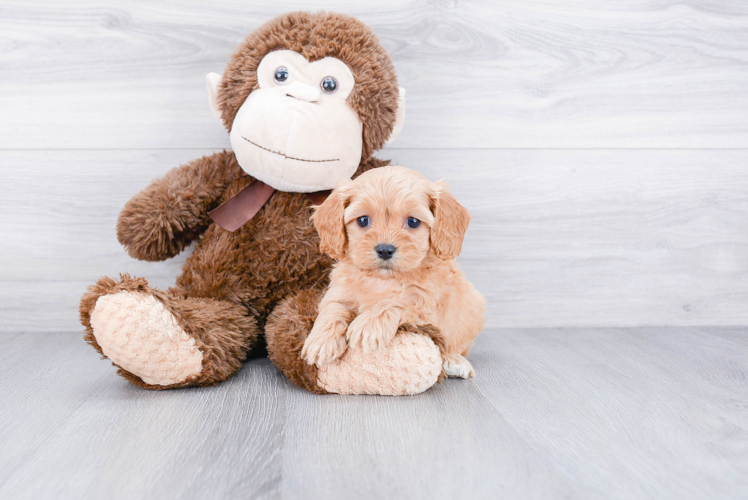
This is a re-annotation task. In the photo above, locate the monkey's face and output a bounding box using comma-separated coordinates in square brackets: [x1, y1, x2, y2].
[207, 13, 406, 193]
[227, 50, 363, 193]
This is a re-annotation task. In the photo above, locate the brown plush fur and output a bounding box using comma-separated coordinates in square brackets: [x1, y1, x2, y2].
[265, 289, 328, 394]
[82, 152, 387, 389]
[116, 152, 240, 262]
[80, 11, 402, 390]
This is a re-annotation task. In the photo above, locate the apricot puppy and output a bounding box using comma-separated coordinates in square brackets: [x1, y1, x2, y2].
[302, 166, 485, 378]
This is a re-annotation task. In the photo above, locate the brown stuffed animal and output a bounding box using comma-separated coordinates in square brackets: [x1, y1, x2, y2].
[79, 11, 444, 395]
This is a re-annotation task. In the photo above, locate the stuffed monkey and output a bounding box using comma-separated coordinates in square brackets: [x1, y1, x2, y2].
[80, 11, 444, 395]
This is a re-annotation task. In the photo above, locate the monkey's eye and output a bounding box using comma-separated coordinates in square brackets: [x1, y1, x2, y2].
[274, 67, 289, 83]
[407, 217, 421, 229]
[357, 216, 370, 228]
[320, 76, 338, 94]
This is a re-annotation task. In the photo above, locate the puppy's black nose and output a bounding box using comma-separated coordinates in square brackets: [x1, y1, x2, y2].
[375, 244, 397, 260]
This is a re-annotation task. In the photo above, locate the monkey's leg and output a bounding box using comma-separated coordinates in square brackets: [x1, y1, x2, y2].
[80, 274, 258, 389]
[265, 289, 444, 396]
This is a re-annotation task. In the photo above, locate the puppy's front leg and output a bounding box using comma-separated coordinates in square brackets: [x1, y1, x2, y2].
[346, 301, 402, 353]
[302, 302, 353, 366]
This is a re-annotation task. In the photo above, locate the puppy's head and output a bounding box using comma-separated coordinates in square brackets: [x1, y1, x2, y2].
[312, 165, 470, 275]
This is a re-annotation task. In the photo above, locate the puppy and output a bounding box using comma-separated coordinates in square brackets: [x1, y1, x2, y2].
[301, 165, 485, 378]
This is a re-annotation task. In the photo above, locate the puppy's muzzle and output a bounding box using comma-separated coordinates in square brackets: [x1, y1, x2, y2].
[375, 243, 397, 261]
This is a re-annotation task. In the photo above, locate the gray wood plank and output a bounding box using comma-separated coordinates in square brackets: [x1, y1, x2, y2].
[0, 333, 286, 500]
[2, 148, 747, 332]
[1, 328, 746, 499]
[279, 382, 579, 500]
[471, 327, 748, 500]
[1, 0, 747, 149]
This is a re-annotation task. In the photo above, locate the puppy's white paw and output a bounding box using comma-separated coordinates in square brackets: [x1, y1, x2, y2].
[443, 354, 476, 379]
[302, 323, 348, 367]
[346, 312, 397, 353]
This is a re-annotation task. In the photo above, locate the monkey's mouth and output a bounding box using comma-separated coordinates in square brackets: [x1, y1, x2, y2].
[242, 136, 339, 163]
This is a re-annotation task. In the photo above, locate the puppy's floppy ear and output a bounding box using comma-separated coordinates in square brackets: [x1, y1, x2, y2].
[429, 181, 471, 260]
[311, 184, 350, 260]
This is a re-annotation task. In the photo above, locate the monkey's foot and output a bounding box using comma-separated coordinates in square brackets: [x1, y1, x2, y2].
[317, 333, 443, 395]
[90, 291, 204, 386]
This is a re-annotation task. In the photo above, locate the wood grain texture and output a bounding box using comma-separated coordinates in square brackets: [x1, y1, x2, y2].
[1, 0, 747, 149]
[0, 332, 286, 499]
[2, 148, 746, 332]
[1, 328, 746, 499]
[472, 327, 748, 500]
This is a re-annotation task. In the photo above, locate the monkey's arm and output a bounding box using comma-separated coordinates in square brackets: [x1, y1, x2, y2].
[116, 150, 242, 261]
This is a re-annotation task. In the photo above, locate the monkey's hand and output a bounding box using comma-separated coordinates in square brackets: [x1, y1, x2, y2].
[117, 151, 242, 261]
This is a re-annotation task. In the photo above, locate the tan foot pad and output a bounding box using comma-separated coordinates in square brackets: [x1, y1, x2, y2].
[90, 291, 203, 386]
[317, 333, 442, 396]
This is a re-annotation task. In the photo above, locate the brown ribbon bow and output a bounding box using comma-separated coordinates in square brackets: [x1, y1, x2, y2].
[209, 177, 331, 232]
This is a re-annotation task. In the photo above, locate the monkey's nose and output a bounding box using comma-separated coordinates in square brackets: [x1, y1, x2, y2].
[375, 244, 397, 261]
[285, 81, 320, 103]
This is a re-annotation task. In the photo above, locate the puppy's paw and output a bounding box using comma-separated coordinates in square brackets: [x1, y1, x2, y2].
[443, 354, 476, 379]
[346, 312, 397, 353]
[302, 324, 348, 367]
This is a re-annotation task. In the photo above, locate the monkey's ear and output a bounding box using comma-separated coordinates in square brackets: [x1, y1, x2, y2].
[311, 185, 350, 260]
[429, 181, 471, 260]
[206, 72, 223, 121]
[384, 87, 406, 146]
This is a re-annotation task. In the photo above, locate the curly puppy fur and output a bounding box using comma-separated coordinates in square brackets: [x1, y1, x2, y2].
[302, 166, 485, 378]
[80, 11, 402, 390]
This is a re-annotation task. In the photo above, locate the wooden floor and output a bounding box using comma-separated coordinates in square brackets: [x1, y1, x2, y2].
[1, 328, 746, 500]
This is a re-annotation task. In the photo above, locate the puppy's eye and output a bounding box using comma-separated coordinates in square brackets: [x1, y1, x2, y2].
[357, 216, 370, 228]
[274, 67, 289, 83]
[320, 76, 338, 93]
[407, 217, 421, 229]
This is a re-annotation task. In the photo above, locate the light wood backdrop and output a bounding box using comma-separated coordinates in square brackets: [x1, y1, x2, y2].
[1, 0, 747, 332]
